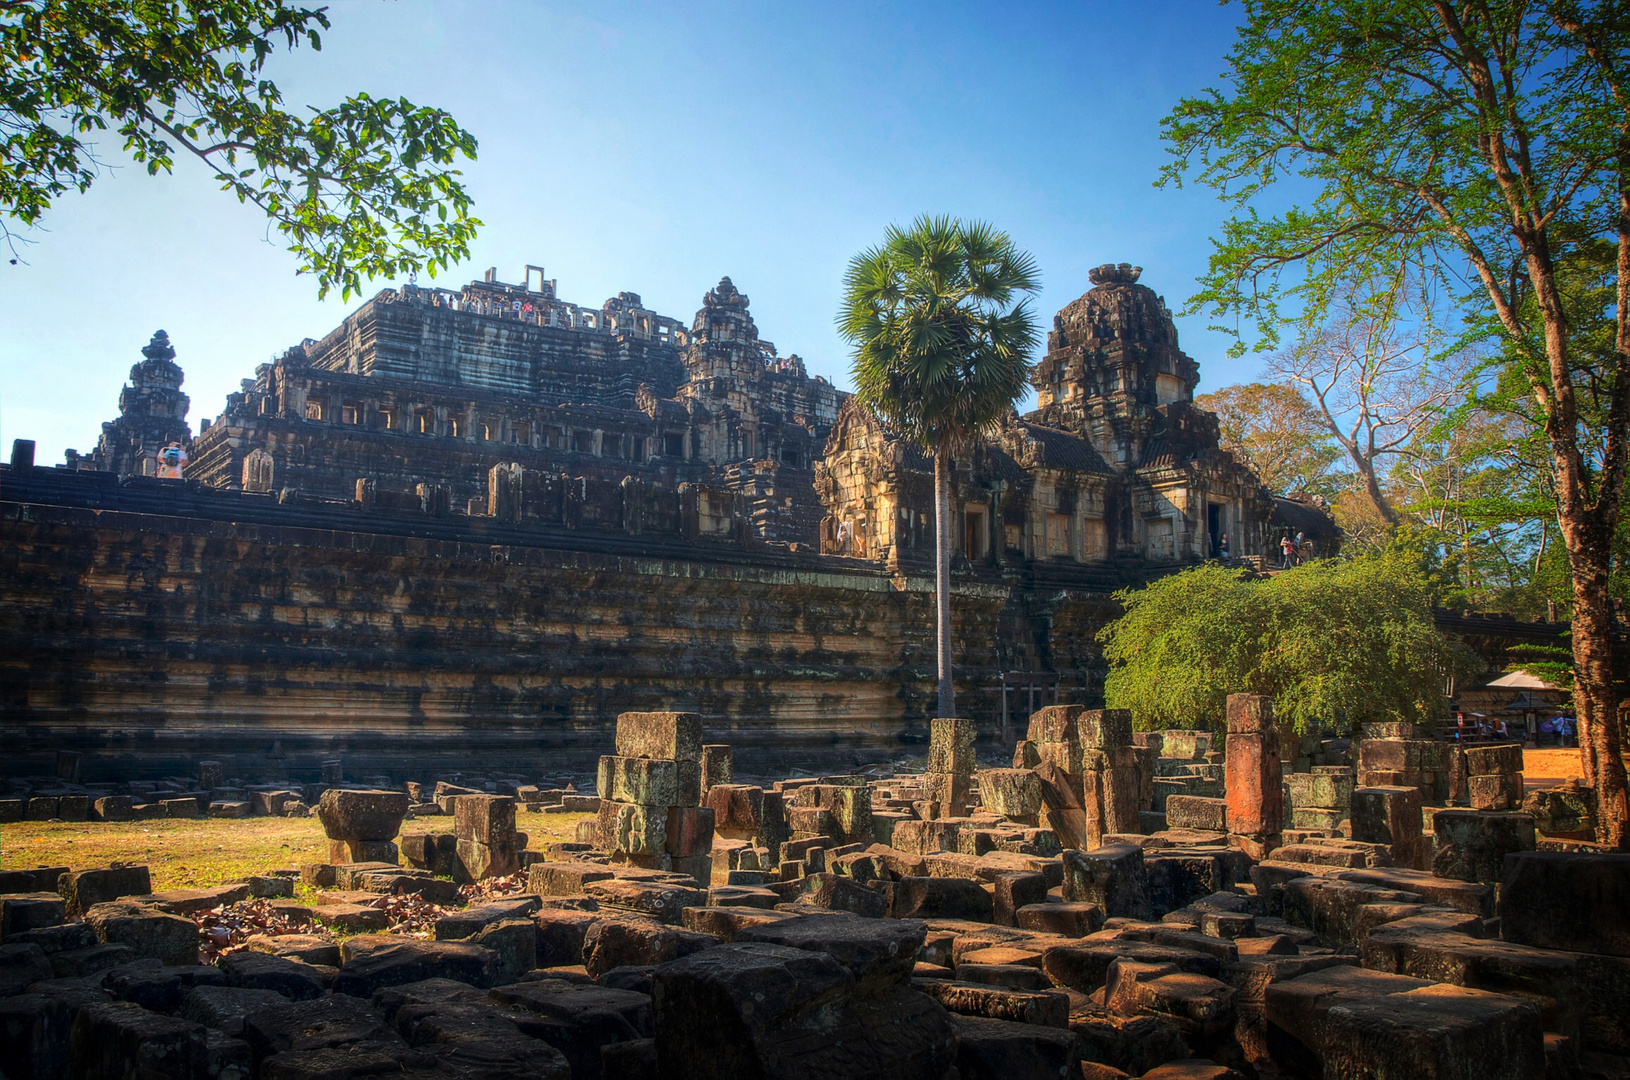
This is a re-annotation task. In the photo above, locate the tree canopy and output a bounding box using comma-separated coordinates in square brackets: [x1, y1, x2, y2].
[1, 0, 480, 298]
[1195, 381, 1341, 497]
[1099, 551, 1479, 735]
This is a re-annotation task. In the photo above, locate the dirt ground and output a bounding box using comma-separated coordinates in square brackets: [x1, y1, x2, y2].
[1524, 747, 1588, 784]
[0, 808, 593, 891]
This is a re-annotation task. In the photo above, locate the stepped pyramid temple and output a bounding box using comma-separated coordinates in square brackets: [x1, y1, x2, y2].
[3, 262, 1334, 779]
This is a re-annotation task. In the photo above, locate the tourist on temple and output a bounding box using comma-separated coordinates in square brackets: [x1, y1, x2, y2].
[157, 442, 187, 479]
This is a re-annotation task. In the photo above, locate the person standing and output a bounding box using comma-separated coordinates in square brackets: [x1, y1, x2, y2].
[1218, 532, 1229, 559]
[157, 442, 187, 480]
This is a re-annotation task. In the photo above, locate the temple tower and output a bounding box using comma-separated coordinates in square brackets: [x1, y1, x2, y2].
[89, 330, 192, 477]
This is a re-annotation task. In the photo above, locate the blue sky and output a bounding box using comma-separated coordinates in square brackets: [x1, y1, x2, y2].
[0, 1, 1255, 463]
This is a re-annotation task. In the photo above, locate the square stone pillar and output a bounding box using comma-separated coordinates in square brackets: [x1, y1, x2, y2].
[1225, 694, 1282, 859]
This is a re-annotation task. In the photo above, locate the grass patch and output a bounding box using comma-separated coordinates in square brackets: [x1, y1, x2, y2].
[1, 807, 594, 892]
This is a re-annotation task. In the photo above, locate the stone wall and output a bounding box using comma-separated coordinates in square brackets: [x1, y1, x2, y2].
[0, 465, 1146, 782]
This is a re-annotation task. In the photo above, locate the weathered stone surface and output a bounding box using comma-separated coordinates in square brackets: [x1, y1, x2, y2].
[1016, 901, 1102, 938]
[333, 935, 500, 996]
[598, 756, 679, 807]
[1224, 698, 1281, 846]
[179, 984, 287, 1037]
[315, 788, 409, 842]
[83, 902, 198, 966]
[1431, 810, 1536, 883]
[583, 919, 719, 979]
[1041, 940, 1224, 994]
[1062, 844, 1151, 920]
[736, 913, 924, 992]
[244, 934, 341, 967]
[528, 861, 615, 897]
[1499, 852, 1630, 958]
[888, 876, 994, 921]
[952, 1013, 1077, 1078]
[1, 893, 65, 940]
[918, 980, 1069, 1027]
[584, 878, 705, 924]
[1321, 984, 1544, 1079]
[1080, 708, 1132, 750]
[651, 941, 958, 1080]
[1164, 795, 1227, 834]
[218, 951, 324, 999]
[596, 801, 669, 857]
[63, 1001, 210, 1079]
[56, 865, 152, 916]
[979, 769, 1043, 818]
[789, 873, 887, 918]
[615, 712, 703, 763]
[0, 943, 54, 996]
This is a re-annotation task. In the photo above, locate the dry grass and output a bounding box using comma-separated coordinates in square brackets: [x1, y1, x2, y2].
[0, 807, 594, 892]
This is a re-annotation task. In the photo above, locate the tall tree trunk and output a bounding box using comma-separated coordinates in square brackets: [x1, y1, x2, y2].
[1352, 453, 1402, 528]
[1567, 532, 1628, 848]
[934, 445, 956, 718]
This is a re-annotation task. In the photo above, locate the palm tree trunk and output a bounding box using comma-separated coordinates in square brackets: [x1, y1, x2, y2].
[935, 445, 956, 717]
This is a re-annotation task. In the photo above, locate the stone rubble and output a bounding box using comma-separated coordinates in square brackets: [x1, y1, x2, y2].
[4, 701, 1629, 1078]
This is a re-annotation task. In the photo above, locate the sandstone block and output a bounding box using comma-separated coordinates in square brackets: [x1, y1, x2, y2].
[1104, 959, 1237, 1038]
[789, 872, 888, 918]
[665, 805, 715, 857]
[454, 838, 517, 881]
[1469, 772, 1525, 811]
[1431, 810, 1536, 884]
[614, 711, 703, 762]
[598, 755, 679, 807]
[1464, 744, 1524, 777]
[922, 772, 971, 816]
[532, 907, 600, 967]
[527, 861, 615, 896]
[584, 878, 706, 924]
[84, 901, 198, 966]
[704, 784, 764, 832]
[1225, 727, 1282, 840]
[1080, 708, 1132, 750]
[333, 935, 500, 996]
[1015, 901, 1103, 938]
[992, 871, 1049, 928]
[315, 788, 408, 842]
[1, 893, 65, 939]
[92, 796, 133, 822]
[1026, 705, 1083, 744]
[582, 918, 717, 978]
[1062, 844, 1151, 920]
[1227, 693, 1272, 734]
[1285, 772, 1352, 811]
[980, 769, 1042, 818]
[1499, 851, 1630, 958]
[0, 943, 53, 996]
[62, 1001, 209, 1080]
[596, 800, 669, 856]
[888, 876, 994, 921]
[1350, 785, 1424, 865]
[928, 717, 978, 775]
[451, 793, 517, 846]
[1165, 795, 1228, 833]
[892, 818, 961, 855]
[1321, 983, 1544, 1080]
[327, 839, 397, 866]
[700, 744, 733, 790]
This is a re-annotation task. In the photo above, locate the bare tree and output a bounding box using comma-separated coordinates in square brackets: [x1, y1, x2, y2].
[1269, 307, 1471, 527]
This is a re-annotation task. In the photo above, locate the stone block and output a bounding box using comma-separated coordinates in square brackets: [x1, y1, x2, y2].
[1062, 844, 1151, 920]
[584, 878, 706, 924]
[581, 918, 718, 978]
[700, 744, 733, 790]
[1469, 772, 1525, 811]
[90, 796, 133, 822]
[1465, 744, 1524, 776]
[597, 756, 678, 807]
[789, 872, 888, 918]
[1225, 727, 1282, 841]
[1016, 902, 1103, 937]
[922, 772, 971, 816]
[614, 710, 703, 762]
[888, 876, 994, 921]
[650, 940, 958, 1079]
[928, 717, 978, 775]
[892, 818, 961, 855]
[1499, 851, 1630, 958]
[1321, 984, 1544, 1080]
[1104, 958, 1237, 1038]
[84, 901, 199, 965]
[704, 784, 764, 832]
[532, 907, 600, 967]
[992, 871, 1050, 928]
[1, 893, 65, 939]
[1431, 810, 1536, 884]
[1350, 785, 1424, 865]
[25, 797, 58, 821]
[333, 935, 500, 997]
[62, 1001, 210, 1080]
[596, 800, 669, 856]
[1227, 693, 1272, 734]
[527, 861, 615, 896]
[451, 793, 517, 845]
[1080, 708, 1132, 749]
[0, 943, 53, 997]
[1164, 795, 1228, 833]
[454, 838, 518, 881]
[1285, 771, 1352, 811]
[1027, 705, 1083, 744]
[327, 839, 398, 865]
[314, 788, 408, 843]
[1012, 740, 1041, 768]
[55, 795, 89, 822]
[665, 805, 715, 857]
[952, 1014, 1078, 1076]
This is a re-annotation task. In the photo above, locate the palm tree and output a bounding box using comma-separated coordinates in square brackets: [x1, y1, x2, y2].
[838, 215, 1040, 717]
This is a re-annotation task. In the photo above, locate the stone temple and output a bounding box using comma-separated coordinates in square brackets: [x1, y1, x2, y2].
[2, 262, 1334, 779]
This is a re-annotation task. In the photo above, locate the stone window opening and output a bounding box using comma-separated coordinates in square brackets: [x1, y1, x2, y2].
[779, 448, 801, 468]
[572, 431, 594, 454]
[341, 402, 361, 425]
[632, 437, 646, 462]
[512, 421, 531, 446]
[306, 400, 324, 421]
[379, 405, 397, 430]
[1045, 512, 1072, 558]
[416, 410, 434, 434]
[481, 421, 496, 441]
[1005, 522, 1024, 554]
[449, 416, 464, 438]
[664, 432, 685, 457]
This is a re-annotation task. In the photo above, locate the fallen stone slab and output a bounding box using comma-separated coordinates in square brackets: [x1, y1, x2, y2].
[1016, 901, 1103, 938]
[1069, 1001, 1190, 1076]
[736, 913, 925, 993]
[649, 941, 959, 1080]
[240, 992, 407, 1062]
[84, 902, 199, 966]
[1062, 845, 1151, 921]
[218, 951, 325, 1000]
[146, 883, 251, 915]
[488, 978, 652, 1076]
[1041, 940, 1225, 994]
[1431, 810, 1536, 884]
[62, 1000, 210, 1079]
[1321, 983, 1544, 1080]
[888, 876, 994, 921]
[242, 934, 342, 967]
[105, 963, 228, 1013]
[915, 978, 1069, 1027]
[0, 893, 66, 939]
[679, 906, 792, 942]
[309, 902, 388, 933]
[7, 922, 97, 954]
[0, 943, 54, 997]
[952, 1013, 1077, 1078]
[433, 897, 543, 941]
[1499, 851, 1630, 959]
[333, 935, 500, 997]
[55, 866, 152, 917]
[1264, 963, 1433, 1075]
[584, 878, 705, 925]
[582, 919, 718, 980]
[179, 984, 287, 1037]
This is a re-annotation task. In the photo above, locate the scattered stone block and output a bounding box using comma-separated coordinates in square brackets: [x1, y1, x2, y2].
[952, 1013, 1078, 1077]
[615, 711, 703, 762]
[889, 876, 994, 921]
[1350, 785, 1425, 868]
[1, 893, 65, 939]
[218, 951, 324, 1000]
[1431, 810, 1536, 884]
[0, 943, 54, 996]
[1016, 902, 1102, 938]
[1321, 983, 1544, 1079]
[333, 935, 499, 997]
[1499, 851, 1630, 958]
[1062, 844, 1151, 920]
[62, 1001, 210, 1079]
[582, 919, 717, 979]
[84, 902, 198, 966]
[1165, 795, 1228, 833]
[57, 865, 152, 916]
[700, 744, 733, 790]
